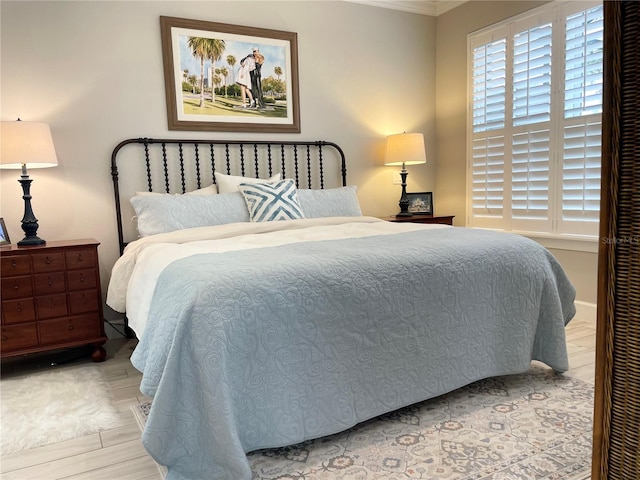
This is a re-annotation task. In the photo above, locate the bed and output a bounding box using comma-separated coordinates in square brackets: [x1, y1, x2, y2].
[106, 137, 576, 480]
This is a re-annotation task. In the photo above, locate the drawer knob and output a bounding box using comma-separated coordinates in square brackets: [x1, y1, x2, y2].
[68, 325, 74, 331]
[2, 336, 7, 341]
[48, 278, 53, 286]
[77, 254, 83, 262]
[46, 257, 51, 264]
[11, 260, 16, 267]
[79, 275, 85, 283]
[17, 306, 22, 312]
[13, 284, 19, 290]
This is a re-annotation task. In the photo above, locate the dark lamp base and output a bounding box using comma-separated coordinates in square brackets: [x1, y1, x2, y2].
[395, 166, 413, 218]
[18, 235, 46, 247]
[17, 175, 46, 247]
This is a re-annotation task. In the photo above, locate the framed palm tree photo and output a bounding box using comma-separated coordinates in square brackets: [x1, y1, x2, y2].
[160, 16, 300, 133]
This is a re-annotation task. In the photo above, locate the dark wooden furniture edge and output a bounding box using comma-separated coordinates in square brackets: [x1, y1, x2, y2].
[383, 215, 455, 225]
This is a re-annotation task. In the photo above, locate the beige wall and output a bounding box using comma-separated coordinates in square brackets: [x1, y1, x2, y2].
[0, 1, 436, 310]
[548, 247, 598, 307]
[435, 1, 598, 308]
[0, 0, 597, 312]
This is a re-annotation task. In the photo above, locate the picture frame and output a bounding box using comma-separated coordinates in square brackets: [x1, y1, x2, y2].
[406, 192, 433, 215]
[0, 218, 11, 246]
[160, 16, 300, 133]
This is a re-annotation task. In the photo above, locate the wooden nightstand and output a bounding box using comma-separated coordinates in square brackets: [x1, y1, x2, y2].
[383, 214, 455, 226]
[1, 239, 108, 362]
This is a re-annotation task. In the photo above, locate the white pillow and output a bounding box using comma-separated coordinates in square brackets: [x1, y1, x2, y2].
[130, 192, 249, 236]
[237, 179, 305, 222]
[185, 184, 218, 195]
[296, 186, 362, 218]
[215, 172, 281, 194]
[135, 184, 218, 196]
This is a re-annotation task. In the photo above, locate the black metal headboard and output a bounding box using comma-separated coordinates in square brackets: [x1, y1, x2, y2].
[111, 137, 347, 254]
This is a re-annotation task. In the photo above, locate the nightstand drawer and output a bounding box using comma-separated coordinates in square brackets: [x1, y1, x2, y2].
[1, 276, 33, 300]
[34, 272, 66, 295]
[36, 294, 68, 319]
[67, 269, 97, 291]
[1, 256, 31, 276]
[38, 314, 102, 345]
[2, 299, 36, 325]
[1, 324, 38, 353]
[0, 239, 106, 362]
[68, 291, 100, 314]
[65, 250, 97, 269]
[32, 252, 65, 273]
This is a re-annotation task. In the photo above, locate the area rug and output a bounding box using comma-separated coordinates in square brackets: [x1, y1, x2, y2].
[1, 366, 124, 455]
[131, 364, 593, 479]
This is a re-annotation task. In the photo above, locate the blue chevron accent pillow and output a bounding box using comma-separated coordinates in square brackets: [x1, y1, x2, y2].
[238, 179, 305, 222]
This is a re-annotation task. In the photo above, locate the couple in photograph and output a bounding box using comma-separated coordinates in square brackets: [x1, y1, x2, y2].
[236, 47, 265, 109]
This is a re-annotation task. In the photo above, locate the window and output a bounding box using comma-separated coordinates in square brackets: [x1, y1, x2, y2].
[468, 1, 603, 237]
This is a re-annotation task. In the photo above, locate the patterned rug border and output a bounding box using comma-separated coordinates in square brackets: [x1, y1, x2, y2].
[131, 402, 168, 478]
[131, 365, 593, 480]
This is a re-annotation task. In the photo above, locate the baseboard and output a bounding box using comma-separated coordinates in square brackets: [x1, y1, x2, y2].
[574, 300, 597, 323]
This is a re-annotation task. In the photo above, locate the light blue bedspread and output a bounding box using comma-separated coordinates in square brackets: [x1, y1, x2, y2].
[130, 226, 576, 480]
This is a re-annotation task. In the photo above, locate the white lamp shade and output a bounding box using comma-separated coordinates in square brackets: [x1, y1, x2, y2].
[1, 121, 58, 169]
[384, 133, 426, 166]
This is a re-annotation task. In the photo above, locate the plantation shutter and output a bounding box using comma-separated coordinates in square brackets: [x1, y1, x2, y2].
[472, 39, 506, 133]
[471, 38, 507, 228]
[512, 24, 552, 127]
[511, 129, 550, 225]
[472, 135, 505, 220]
[467, 2, 603, 237]
[561, 5, 603, 236]
[510, 22, 553, 231]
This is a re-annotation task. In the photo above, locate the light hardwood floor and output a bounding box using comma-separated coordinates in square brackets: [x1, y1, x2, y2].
[0, 317, 597, 480]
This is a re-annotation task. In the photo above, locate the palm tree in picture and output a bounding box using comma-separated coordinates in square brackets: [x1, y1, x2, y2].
[187, 37, 226, 108]
[274, 66, 282, 81]
[188, 74, 198, 94]
[207, 39, 225, 103]
[227, 55, 236, 96]
[213, 74, 222, 98]
[216, 67, 229, 96]
[187, 37, 210, 108]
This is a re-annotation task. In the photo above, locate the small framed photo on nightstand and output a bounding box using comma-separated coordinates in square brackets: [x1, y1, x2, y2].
[0, 218, 11, 246]
[406, 192, 433, 215]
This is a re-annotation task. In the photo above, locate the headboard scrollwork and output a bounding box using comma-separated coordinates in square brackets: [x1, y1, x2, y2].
[110, 138, 347, 254]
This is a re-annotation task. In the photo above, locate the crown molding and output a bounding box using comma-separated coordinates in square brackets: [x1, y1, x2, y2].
[344, 1, 468, 17]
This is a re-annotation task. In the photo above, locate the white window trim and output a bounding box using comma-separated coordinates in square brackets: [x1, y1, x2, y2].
[471, 227, 599, 253]
[466, 0, 603, 244]
[517, 230, 598, 253]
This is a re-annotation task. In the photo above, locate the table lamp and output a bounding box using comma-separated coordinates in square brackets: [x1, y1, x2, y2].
[1, 120, 58, 246]
[384, 132, 426, 217]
